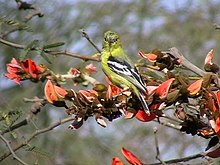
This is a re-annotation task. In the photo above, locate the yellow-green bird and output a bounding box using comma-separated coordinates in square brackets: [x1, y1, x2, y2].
[101, 31, 150, 115]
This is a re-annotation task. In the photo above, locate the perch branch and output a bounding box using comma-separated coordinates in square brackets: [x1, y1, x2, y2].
[46, 50, 100, 62]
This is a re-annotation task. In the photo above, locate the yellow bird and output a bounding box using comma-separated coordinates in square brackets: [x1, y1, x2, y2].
[101, 31, 150, 115]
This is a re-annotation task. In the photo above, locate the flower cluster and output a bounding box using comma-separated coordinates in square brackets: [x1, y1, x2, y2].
[4, 58, 47, 84]
[4, 48, 220, 158]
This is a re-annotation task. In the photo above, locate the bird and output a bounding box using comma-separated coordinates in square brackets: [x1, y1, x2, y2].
[101, 31, 150, 115]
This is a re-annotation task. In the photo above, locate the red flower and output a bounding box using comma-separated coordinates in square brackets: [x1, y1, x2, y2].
[4, 58, 24, 84]
[121, 147, 144, 165]
[139, 51, 157, 62]
[21, 58, 46, 78]
[84, 63, 97, 74]
[187, 79, 203, 96]
[204, 49, 214, 65]
[70, 68, 80, 75]
[44, 80, 68, 104]
[106, 77, 122, 99]
[136, 110, 156, 122]
[216, 90, 220, 110]
[5, 58, 46, 84]
[112, 157, 125, 165]
[155, 78, 175, 99]
[79, 90, 98, 103]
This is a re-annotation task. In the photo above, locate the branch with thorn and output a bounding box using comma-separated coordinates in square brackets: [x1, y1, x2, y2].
[1, 97, 46, 135]
[0, 116, 75, 162]
[0, 134, 29, 165]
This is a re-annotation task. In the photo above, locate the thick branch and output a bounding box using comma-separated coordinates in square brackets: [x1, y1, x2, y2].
[163, 47, 206, 76]
[0, 116, 74, 161]
[0, 134, 29, 165]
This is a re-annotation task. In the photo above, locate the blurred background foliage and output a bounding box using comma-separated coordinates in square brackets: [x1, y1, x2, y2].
[1, 0, 220, 164]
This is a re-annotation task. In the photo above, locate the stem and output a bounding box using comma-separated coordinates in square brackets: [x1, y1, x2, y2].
[0, 116, 74, 162]
[0, 134, 29, 165]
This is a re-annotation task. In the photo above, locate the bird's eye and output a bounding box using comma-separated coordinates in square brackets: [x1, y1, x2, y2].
[104, 37, 107, 42]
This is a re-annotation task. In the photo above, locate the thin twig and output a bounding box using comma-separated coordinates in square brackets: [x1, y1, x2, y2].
[0, 28, 20, 39]
[0, 134, 29, 165]
[46, 50, 100, 62]
[0, 1, 43, 38]
[0, 38, 99, 61]
[0, 38, 25, 49]
[153, 128, 166, 165]
[15, 0, 44, 21]
[79, 29, 102, 53]
[161, 114, 182, 123]
[1, 97, 46, 135]
[213, 23, 220, 30]
[148, 152, 204, 165]
[0, 116, 75, 161]
[155, 119, 181, 130]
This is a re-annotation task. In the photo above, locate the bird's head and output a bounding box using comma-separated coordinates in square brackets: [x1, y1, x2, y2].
[102, 31, 122, 50]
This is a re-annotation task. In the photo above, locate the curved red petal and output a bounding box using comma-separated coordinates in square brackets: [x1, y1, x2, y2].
[54, 85, 68, 98]
[136, 110, 156, 122]
[216, 90, 220, 110]
[156, 78, 175, 99]
[187, 79, 203, 96]
[139, 51, 157, 62]
[204, 49, 214, 65]
[112, 157, 124, 165]
[44, 80, 58, 104]
[121, 147, 143, 165]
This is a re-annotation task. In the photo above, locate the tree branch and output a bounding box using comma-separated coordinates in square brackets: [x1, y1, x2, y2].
[47, 50, 100, 62]
[0, 116, 74, 162]
[1, 97, 46, 135]
[148, 152, 204, 165]
[0, 134, 29, 165]
[154, 128, 166, 165]
[0, 38, 100, 61]
[79, 29, 102, 53]
[0, 38, 25, 49]
[163, 47, 206, 76]
[15, 0, 44, 21]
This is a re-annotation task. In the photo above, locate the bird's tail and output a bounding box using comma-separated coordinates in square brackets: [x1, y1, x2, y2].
[139, 93, 150, 115]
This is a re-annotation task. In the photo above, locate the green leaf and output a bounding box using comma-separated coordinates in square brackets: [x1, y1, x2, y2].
[20, 49, 30, 61]
[10, 132, 17, 139]
[1, 17, 33, 32]
[25, 40, 40, 50]
[25, 144, 52, 159]
[43, 42, 65, 49]
[40, 51, 51, 64]
[20, 40, 40, 61]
